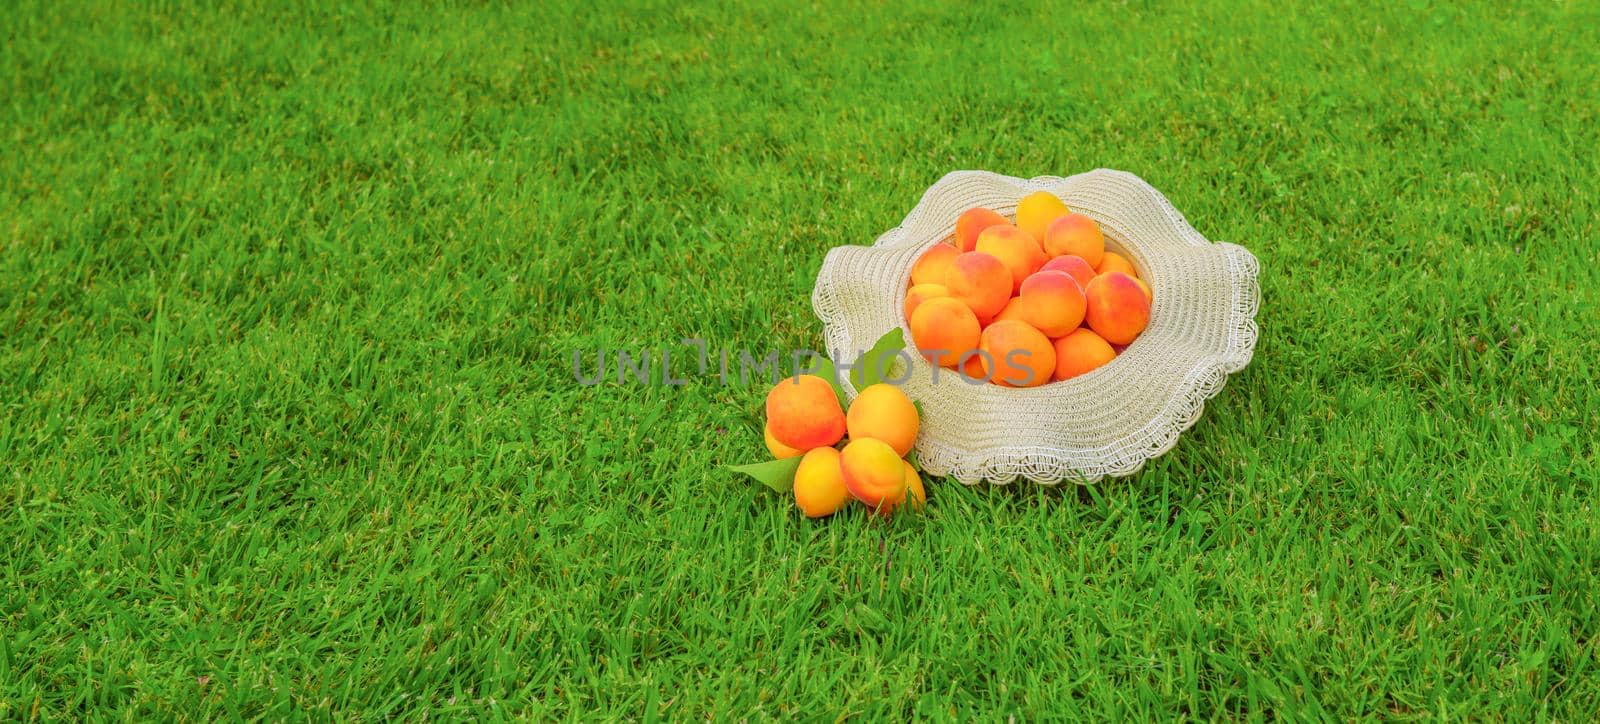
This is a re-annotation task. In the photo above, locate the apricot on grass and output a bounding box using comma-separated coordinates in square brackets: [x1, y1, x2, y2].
[979, 319, 1057, 387]
[910, 297, 981, 368]
[763, 423, 804, 459]
[846, 383, 920, 457]
[793, 447, 851, 518]
[1084, 271, 1152, 345]
[1097, 251, 1138, 279]
[876, 461, 927, 515]
[840, 438, 908, 510]
[954, 207, 1010, 252]
[942, 251, 1012, 322]
[1052, 328, 1117, 381]
[1043, 214, 1105, 268]
[1015, 191, 1070, 244]
[1010, 270, 1087, 338]
[903, 283, 950, 321]
[975, 225, 1046, 294]
[1040, 255, 1097, 289]
[911, 243, 959, 287]
[765, 374, 846, 450]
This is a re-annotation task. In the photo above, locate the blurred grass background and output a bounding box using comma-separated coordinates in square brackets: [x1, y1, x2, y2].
[3, 0, 1598, 718]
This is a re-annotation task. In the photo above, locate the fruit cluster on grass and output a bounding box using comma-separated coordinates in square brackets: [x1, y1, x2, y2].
[764, 377, 926, 518]
[907, 191, 1153, 386]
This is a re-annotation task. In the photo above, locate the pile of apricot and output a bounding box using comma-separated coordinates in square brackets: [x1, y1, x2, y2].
[765, 377, 926, 518]
[906, 192, 1152, 386]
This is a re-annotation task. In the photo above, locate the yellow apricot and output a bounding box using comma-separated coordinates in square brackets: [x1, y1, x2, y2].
[764, 423, 803, 459]
[794, 447, 850, 518]
[846, 383, 920, 457]
[840, 438, 907, 511]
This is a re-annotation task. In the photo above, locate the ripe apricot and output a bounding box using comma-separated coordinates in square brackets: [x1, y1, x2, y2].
[910, 297, 981, 368]
[764, 423, 804, 459]
[976, 225, 1046, 294]
[911, 243, 959, 287]
[979, 319, 1057, 387]
[765, 374, 846, 450]
[942, 251, 1012, 322]
[1052, 328, 1117, 380]
[1132, 276, 1153, 301]
[1084, 272, 1152, 345]
[1097, 251, 1138, 279]
[954, 207, 1010, 252]
[903, 283, 950, 321]
[841, 438, 908, 510]
[1043, 214, 1105, 268]
[1010, 271, 1087, 337]
[846, 383, 920, 457]
[903, 461, 926, 509]
[1040, 254, 1097, 289]
[794, 447, 850, 518]
[1015, 191, 1070, 243]
[876, 461, 926, 515]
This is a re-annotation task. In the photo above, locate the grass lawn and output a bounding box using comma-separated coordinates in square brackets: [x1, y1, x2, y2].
[4, 0, 1599, 718]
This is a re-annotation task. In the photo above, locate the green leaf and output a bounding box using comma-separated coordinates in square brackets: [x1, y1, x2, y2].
[904, 448, 920, 471]
[728, 456, 804, 493]
[850, 327, 908, 390]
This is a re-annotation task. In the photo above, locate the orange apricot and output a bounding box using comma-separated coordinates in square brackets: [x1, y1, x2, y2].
[794, 447, 851, 518]
[764, 423, 804, 459]
[959, 351, 989, 382]
[975, 225, 1046, 294]
[1043, 213, 1105, 268]
[876, 461, 927, 515]
[1132, 276, 1152, 301]
[911, 243, 959, 287]
[1084, 272, 1152, 345]
[1015, 191, 1070, 243]
[1009, 270, 1087, 338]
[1040, 255, 1097, 289]
[1096, 251, 1138, 279]
[846, 383, 920, 457]
[840, 438, 908, 511]
[954, 207, 1010, 252]
[1052, 328, 1117, 381]
[910, 296, 981, 368]
[942, 251, 1012, 323]
[979, 319, 1057, 387]
[903, 283, 950, 321]
[765, 374, 846, 450]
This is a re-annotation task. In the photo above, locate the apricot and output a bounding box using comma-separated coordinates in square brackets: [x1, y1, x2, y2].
[942, 251, 1012, 322]
[1132, 276, 1153, 301]
[903, 283, 950, 321]
[876, 461, 927, 515]
[846, 383, 920, 457]
[1097, 251, 1138, 279]
[765, 374, 846, 450]
[764, 423, 804, 459]
[959, 351, 990, 382]
[910, 296, 981, 368]
[1040, 255, 1097, 289]
[840, 438, 908, 510]
[911, 243, 958, 287]
[793, 447, 850, 518]
[1006, 271, 1087, 338]
[975, 225, 1046, 294]
[902, 461, 926, 509]
[1052, 328, 1117, 381]
[954, 207, 1010, 252]
[1042, 213, 1105, 268]
[1084, 272, 1152, 345]
[979, 319, 1057, 387]
[1015, 191, 1070, 243]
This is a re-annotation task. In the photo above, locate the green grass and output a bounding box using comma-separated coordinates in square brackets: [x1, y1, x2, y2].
[4, 0, 1599, 718]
